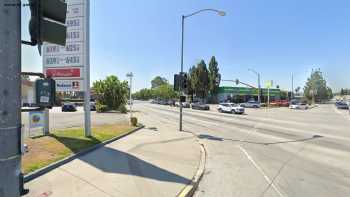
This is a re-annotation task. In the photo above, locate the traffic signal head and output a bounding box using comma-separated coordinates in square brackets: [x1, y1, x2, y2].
[235, 79, 240, 85]
[182, 73, 188, 90]
[174, 74, 180, 91]
[29, 0, 68, 47]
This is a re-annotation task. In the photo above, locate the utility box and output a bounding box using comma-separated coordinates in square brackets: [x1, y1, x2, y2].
[35, 78, 56, 108]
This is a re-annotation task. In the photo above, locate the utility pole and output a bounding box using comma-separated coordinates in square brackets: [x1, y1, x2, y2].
[248, 68, 261, 103]
[0, 1, 22, 196]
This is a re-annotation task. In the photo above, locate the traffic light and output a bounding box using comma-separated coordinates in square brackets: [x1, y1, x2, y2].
[35, 78, 56, 108]
[235, 79, 240, 85]
[182, 73, 188, 90]
[174, 74, 180, 91]
[29, 0, 68, 46]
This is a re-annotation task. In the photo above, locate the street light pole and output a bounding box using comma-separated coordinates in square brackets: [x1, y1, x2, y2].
[179, 9, 225, 131]
[248, 69, 261, 103]
[127, 72, 134, 122]
[179, 15, 184, 131]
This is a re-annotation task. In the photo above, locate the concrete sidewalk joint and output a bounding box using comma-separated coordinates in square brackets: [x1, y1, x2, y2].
[24, 125, 144, 183]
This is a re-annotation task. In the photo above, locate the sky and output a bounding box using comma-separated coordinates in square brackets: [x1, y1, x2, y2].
[21, 0, 350, 92]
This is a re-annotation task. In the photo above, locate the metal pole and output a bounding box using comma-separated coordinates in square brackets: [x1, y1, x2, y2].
[179, 15, 184, 131]
[291, 73, 294, 100]
[84, 0, 91, 137]
[0, 1, 22, 196]
[44, 109, 50, 135]
[268, 87, 270, 107]
[258, 73, 261, 103]
[129, 74, 133, 120]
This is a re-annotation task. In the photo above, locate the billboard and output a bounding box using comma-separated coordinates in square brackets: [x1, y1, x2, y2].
[43, 0, 87, 92]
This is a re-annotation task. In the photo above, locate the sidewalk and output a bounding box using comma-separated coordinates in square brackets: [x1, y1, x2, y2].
[24, 125, 201, 197]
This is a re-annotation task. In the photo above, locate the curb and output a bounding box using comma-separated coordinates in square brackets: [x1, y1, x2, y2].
[24, 125, 144, 183]
[176, 141, 207, 197]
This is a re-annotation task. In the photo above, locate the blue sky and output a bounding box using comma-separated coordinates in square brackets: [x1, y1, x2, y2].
[22, 0, 350, 92]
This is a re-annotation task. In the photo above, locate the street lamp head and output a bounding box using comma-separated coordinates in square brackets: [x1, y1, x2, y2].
[126, 72, 133, 78]
[218, 11, 226, 16]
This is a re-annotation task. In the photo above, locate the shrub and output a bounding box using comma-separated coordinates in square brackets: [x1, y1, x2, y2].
[118, 105, 127, 113]
[96, 103, 108, 113]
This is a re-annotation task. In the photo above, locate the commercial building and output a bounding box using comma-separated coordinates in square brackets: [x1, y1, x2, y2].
[217, 86, 282, 103]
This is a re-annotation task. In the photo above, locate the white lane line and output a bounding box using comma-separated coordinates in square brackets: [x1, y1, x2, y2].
[238, 145, 285, 197]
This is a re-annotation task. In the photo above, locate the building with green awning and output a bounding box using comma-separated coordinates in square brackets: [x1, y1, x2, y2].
[217, 86, 282, 103]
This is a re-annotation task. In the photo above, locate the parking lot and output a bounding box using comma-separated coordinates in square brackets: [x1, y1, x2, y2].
[22, 107, 128, 137]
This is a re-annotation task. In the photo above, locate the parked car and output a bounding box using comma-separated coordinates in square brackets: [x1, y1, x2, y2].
[270, 100, 289, 107]
[335, 101, 349, 109]
[62, 103, 77, 112]
[289, 103, 308, 110]
[159, 100, 168, 105]
[217, 103, 245, 114]
[175, 102, 190, 108]
[241, 101, 261, 108]
[90, 102, 96, 111]
[167, 100, 176, 106]
[191, 102, 210, 110]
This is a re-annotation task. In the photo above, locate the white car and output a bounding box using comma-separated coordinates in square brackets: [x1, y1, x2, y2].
[218, 103, 245, 114]
[289, 103, 308, 110]
[175, 102, 190, 108]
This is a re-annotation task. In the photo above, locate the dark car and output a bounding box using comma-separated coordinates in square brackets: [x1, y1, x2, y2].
[335, 102, 349, 109]
[159, 100, 168, 105]
[62, 103, 77, 112]
[167, 100, 176, 106]
[191, 102, 210, 110]
[90, 102, 96, 111]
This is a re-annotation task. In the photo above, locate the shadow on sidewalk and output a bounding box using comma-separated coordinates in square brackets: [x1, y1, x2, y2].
[78, 146, 191, 184]
[51, 135, 191, 184]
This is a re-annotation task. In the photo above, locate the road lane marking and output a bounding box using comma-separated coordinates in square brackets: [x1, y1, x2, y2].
[238, 145, 285, 197]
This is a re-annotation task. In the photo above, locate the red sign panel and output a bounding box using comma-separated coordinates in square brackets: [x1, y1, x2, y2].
[46, 68, 81, 78]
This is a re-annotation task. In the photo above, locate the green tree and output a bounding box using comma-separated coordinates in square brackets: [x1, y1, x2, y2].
[154, 84, 177, 100]
[208, 56, 221, 95]
[93, 75, 128, 111]
[192, 60, 209, 99]
[303, 69, 332, 102]
[340, 88, 344, 96]
[133, 88, 154, 100]
[327, 87, 333, 99]
[186, 65, 196, 100]
[151, 76, 168, 89]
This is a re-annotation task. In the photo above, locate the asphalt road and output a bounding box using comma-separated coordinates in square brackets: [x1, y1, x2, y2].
[22, 107, 128, 137]
[133, 101, 350, 197]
